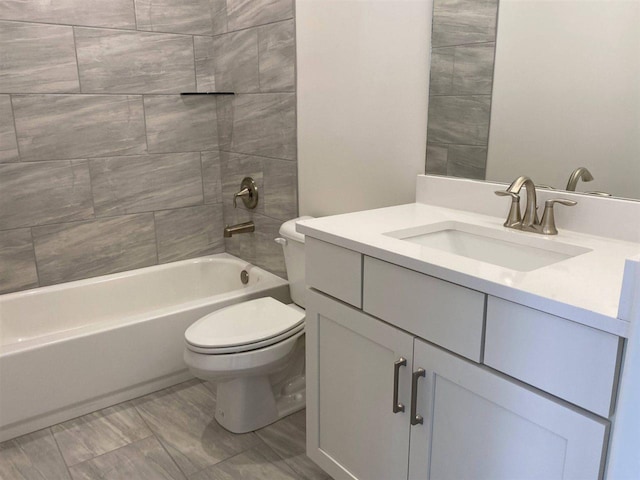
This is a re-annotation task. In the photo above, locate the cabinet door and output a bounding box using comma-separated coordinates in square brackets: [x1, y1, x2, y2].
[306, 289, 414, 480]
[408, 339, 609, 480]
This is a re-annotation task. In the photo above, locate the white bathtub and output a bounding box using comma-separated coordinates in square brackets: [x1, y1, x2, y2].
[0, 253, 290, 442]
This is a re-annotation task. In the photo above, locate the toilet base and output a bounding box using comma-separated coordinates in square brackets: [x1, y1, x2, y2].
[215, 373, 306, 433]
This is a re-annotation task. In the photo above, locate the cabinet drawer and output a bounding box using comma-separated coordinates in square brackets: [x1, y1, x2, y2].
[306, 237, 362, 308]
[484, 297, 622, 417]
[363, 256, 485, 362]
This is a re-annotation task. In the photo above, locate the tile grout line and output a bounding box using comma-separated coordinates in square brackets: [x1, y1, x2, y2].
[131, 401, 191, 480]
[7, 95, 23, 160]
[49, 426, 75, 479]
[0, 15, 295, 40]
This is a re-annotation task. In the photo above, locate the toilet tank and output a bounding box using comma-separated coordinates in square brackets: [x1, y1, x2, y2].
[278, 216, 314, 308]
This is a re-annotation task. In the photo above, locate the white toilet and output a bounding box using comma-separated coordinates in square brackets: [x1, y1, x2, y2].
[183, 216, 312, 433]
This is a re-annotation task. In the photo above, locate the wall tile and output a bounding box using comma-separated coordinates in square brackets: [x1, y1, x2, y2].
[32, 214, 157, 285]
[228, 94, 296, 160]
[13, 95, 146, 161]
[432, 0, 498, 47]
[222, 204, 256, 265]
[75, 28, 195, 94]
[226, 0, 293, 32]
[155, 204, 225, 263]
[430, 47, 455, 96]
[0, 0, 136, 29]
[135, 0, 226, 36]
[196, 30, 260, 94]
[425, 144, 448, 175]
[0, 21, 79, 94]
[89, 153, 203, 217]
[427, 95, 491, 145]
[194, 37, 217, 92]
[201, 151, 223, 204]
[215, 96, 234, 151]
[221, 152, 265, 215]
[144, 95, 218, 153]
[263, 158, 297, 221]
[0, 228, 38, 294]
[0, 96, 19, 163]
[0, 161, 93, 230]
[452, 43, 495, 95]
[446, 145, 487, 179]
[254, 213, 286, 278]
[258, 20, 295, 92]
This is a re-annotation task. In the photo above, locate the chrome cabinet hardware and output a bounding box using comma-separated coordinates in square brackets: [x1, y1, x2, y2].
[410, 368, 426, 426]
[393, 357, 407, 414]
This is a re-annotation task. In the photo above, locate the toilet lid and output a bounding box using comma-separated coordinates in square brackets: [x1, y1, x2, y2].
[185, 297, 305, 351]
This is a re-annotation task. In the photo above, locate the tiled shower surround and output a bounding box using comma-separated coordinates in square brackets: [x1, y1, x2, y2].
[425, 0, 498, 179]
[0, 0, 297, 294]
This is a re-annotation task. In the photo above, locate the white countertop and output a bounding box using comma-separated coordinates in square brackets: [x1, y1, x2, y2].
[298, 203, 640, 337]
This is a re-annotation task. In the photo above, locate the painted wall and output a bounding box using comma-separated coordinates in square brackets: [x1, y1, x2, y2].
[296, 0, 431, 217]
[0, 0, 297, 293]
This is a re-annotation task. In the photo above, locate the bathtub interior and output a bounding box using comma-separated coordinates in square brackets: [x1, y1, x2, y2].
[0, 253, 285, 348]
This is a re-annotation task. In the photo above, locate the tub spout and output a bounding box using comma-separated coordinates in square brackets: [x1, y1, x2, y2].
[224, 221, 255, 238]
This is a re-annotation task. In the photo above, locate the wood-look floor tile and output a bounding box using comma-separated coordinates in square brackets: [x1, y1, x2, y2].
[68, 436, 185, 480]
[256, 411, 328, 480]
[52, 402, 153, 467]
[0, 429, 70, 480]
[134, 380, 260, 476]
[188, 442, 298, 480]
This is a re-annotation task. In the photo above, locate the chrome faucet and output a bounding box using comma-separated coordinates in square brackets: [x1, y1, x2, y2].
[566, 167, 594, 191]
[223, 221, 255, 238]
[495, 176, 577, 235]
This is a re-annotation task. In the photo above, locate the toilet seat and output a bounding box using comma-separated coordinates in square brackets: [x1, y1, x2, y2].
[185, 297, 305, 355]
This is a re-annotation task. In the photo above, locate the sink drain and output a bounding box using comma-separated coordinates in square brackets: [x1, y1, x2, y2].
[240, 270, 249, 284]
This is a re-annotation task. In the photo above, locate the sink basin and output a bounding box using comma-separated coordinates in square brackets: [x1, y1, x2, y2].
[384, 221, 591, 272]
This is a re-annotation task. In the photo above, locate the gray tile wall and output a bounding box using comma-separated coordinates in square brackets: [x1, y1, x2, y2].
[0, 0, 297, 294]
[425, 0, 499, 179]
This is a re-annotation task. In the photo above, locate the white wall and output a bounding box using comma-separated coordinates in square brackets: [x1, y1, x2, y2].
[296, 0, 432, 217]
[486, 0, 640, 199]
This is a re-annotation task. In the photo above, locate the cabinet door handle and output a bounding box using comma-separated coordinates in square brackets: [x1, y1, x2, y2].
[410, 368, 426, 425]
[393, 357, 407, 413]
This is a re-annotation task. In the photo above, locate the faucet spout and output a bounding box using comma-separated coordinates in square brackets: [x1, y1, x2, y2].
[506, 176, 538, 229]
[566, 167, 594, 191]
[223, 221, 255, 238]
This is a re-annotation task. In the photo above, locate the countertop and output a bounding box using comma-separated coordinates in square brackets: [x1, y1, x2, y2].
[298, 203, 640, 337]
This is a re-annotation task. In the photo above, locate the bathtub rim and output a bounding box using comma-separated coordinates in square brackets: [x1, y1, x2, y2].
[0, 253, 288, 355]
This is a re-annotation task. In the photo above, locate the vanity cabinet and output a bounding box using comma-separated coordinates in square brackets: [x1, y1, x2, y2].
[305, 239, 613, 480]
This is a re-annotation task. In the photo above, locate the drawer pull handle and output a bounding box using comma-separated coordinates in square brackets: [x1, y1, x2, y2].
[410, 368, 426, 425]
[393, 357, 407, 413]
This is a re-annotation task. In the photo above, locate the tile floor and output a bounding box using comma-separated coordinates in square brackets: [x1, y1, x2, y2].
[0, 379, 332, 480]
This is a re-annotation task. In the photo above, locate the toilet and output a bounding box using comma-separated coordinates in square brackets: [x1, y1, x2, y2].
[183, 216, 312, 433]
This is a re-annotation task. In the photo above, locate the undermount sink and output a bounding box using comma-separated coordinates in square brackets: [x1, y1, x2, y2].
[384, 221, 592, 272]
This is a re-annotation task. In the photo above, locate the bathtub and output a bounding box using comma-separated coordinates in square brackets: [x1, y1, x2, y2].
[0, 253, 290, 442]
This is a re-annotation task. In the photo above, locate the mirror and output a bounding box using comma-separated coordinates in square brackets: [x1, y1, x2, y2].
[425, 0, 640, 200]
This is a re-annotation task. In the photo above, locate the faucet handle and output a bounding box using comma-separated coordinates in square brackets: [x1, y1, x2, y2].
[495, 190, 522, 228]
[540, 198, 577, 235]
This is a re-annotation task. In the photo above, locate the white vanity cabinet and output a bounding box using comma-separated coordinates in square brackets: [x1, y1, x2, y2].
[305, 238, 614, 480]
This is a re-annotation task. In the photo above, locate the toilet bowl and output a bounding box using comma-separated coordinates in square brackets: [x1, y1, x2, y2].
[183, 216, 312, 433]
